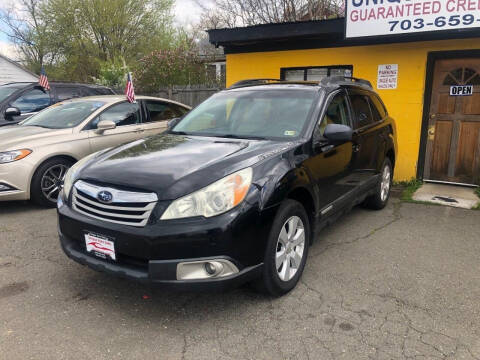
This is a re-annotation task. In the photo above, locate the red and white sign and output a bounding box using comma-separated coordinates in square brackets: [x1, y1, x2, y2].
[346, 0, 480, 38]
[85, 233, 116, 260]
[377, 64, 398, 90]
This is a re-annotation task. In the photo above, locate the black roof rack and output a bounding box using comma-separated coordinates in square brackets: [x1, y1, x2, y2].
[320, 76, 373, 89]
[228, 76, 373, 90]
[229, 78, 283, 89]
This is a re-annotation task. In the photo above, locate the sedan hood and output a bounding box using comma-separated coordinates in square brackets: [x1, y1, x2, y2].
[80, 134, 296, 200]
[0, 125, 70, 151]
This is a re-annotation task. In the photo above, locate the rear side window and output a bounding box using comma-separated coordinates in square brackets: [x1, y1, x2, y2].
[144, 100, 184, 123]
[56, 87, 83, 101]
[369, 94, 387, 120]
[349, 93, 374, 128]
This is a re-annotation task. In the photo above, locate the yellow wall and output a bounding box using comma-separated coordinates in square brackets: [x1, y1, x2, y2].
[226, 39, 480, 181]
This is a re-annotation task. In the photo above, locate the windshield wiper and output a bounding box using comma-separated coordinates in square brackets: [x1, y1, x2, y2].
[218, 134, 268, 140]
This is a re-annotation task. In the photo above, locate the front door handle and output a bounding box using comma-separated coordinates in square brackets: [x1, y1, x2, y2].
[353, 144, 361, 152]
[135, 128, 145, 133]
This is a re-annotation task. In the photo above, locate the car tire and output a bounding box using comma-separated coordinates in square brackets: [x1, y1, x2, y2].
[363, 158, 393, 210]
[254, 199, 310, 297]
[31, 157, 74, 208]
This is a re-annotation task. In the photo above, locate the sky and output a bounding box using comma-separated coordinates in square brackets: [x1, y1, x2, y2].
[0, 0, 206, 60]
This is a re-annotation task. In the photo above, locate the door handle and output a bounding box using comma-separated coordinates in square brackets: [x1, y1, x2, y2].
[353, 144, 361, 152]
[135, 128, 145, 133]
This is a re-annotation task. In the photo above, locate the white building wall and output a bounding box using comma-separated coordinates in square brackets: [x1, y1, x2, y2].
[0, 57, 37, 84]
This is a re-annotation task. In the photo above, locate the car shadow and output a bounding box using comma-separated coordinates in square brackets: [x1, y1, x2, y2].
[0, 200, 49, 215]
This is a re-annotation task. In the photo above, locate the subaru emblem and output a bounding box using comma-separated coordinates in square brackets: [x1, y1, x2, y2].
[97, 190, 113, 204]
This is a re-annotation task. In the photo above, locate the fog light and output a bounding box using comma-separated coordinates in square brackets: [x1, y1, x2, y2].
[0, 183, 15, 192]
[204, 261, 224, 276]
[177, 259, 239, 280]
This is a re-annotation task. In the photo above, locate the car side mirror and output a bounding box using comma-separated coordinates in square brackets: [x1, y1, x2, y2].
[167, 117, 180, 130]
[5, 107, 21, 119]
[96, 120, 116, 133]
[323, 124, 353, 145]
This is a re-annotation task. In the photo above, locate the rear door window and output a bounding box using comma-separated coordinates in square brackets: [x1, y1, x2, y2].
[144, 100, 186, 123]
[11, 88, 51, 113]
[56, 86, 83, 102]
[349, 91, 374, 129]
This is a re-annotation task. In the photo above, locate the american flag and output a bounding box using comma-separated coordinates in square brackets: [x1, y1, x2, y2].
[125, 72, 135, 103]
[39, 67, 50, 91]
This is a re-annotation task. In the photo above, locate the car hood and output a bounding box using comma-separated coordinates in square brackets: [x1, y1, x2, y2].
[0, 125, 71, 151]
[80, 134, 298, 200]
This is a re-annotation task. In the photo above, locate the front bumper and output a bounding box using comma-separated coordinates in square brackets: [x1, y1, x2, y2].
[58, 196, 277, 290]
[0, 158, 35, 201]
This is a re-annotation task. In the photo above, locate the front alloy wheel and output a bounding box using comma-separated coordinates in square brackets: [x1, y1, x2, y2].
[255, 199, 310, 296]
[275, 216, 306, 282]
[31, 158, 73, 207]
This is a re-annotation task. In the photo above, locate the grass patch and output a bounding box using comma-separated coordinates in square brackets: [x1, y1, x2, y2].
[394, 178, 423, 201]
[473, 187, 480, 210]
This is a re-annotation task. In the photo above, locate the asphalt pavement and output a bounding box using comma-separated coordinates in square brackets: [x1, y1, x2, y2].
[1, 198, 479, 360]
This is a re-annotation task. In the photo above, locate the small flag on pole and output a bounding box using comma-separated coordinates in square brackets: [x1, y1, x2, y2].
[125, 72, 135, 103]
[39, 67, 50, 91]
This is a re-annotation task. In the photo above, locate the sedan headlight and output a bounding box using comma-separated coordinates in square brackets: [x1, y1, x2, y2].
[63, 152, 102, 200]
[161, 167, 253, 220]
[0, 149, 32, 164]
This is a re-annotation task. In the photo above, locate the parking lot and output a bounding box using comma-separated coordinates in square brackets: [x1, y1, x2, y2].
[1, 198, 479, 360]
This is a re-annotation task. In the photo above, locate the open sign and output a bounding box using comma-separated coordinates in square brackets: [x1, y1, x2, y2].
[450, 85, 473, 96]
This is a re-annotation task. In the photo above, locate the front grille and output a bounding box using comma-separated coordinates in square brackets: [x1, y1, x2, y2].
[72, 180, 158, 227]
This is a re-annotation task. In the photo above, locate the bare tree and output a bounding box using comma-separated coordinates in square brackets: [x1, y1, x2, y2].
[197, 0, 344, 29]
[0, 0, 56, 72]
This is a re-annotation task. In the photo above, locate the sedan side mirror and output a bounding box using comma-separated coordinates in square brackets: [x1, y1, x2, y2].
[5, 107, 21, 119]
[167, 117, 180, 130]
[323, 124, 353, 145]
[96, 120, 116, 133]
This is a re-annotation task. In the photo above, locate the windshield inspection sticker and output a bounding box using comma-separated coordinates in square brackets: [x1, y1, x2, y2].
[284, 130, 296, 136]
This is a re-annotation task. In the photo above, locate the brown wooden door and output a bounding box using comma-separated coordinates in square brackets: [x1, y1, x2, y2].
[424, 58, 480, 185]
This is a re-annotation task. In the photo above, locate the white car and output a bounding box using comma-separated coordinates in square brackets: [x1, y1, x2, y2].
[0, 95, 190, 206]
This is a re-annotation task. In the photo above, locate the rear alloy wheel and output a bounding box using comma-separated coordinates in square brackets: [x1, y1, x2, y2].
[363, 158, 393, 210]
[31, 158, 73, 207]
[255, 199, 310, 296]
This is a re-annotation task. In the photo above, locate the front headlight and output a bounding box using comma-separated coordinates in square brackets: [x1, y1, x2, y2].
[161, 167, 253, 220]
[0, 149, 32, 164]
[63, 152, 102, 200]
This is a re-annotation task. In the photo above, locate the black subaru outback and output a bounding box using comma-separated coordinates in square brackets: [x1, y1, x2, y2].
[57, 77, 397, 296]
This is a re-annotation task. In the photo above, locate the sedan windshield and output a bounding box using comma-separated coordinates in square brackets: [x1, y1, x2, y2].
[172, 89, 317, 140]
[21, 100, 106, 129]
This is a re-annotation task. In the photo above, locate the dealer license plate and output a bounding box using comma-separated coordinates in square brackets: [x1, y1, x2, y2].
[84, 232, 116, 261]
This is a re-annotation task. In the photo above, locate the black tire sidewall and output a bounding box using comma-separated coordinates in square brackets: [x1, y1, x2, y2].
[261, 199, 310, 296]
[31, 158, 73, 207]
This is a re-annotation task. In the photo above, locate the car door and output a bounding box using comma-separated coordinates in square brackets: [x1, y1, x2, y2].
[141, 100, 189, 137]
[8, 87, 52, 122]
[303, 90, 355, 213]
[348, 89, 382, 189]
[86, 101, 145, 152]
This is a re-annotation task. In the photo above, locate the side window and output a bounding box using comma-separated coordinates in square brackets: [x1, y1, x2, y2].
[144, 101, 181, 123]
[317, 93, 350, 136]
[369, 94, 387, 120]
[90, 102, 141, 129]
[56, 87, 83, 102]
[172, 104, 189, 117]
[349, 93, 374, 128]
[11, 89, 51, 113]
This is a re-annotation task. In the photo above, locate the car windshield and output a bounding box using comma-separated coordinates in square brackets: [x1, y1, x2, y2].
[172, 89, 317, 140]
[0, 85, 23, 102]
[21, 100, 105, 129]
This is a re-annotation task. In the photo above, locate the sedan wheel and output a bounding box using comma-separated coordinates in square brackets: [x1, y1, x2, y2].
[31, 158, 73, 207]
[41, 164, 69, 203]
